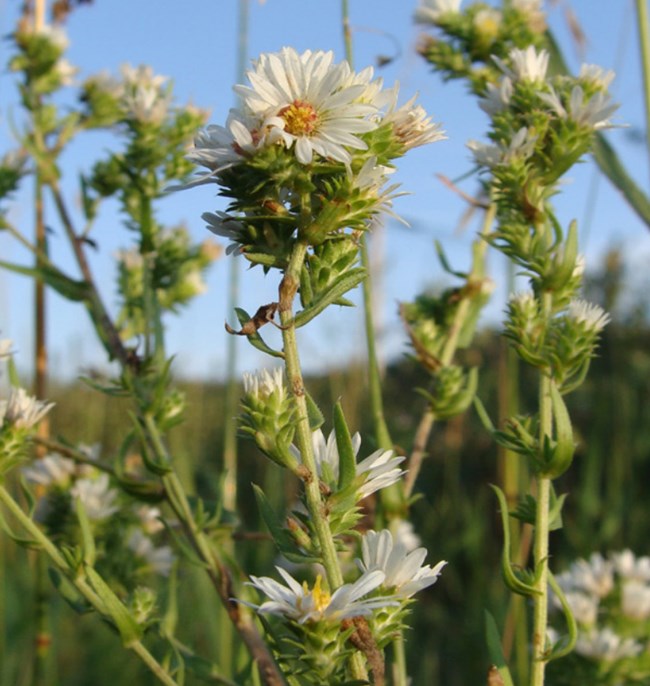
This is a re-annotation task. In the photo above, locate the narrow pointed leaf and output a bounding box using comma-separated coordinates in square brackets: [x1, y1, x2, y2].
[234, 308, 284, 359]
[334, 402, 356, 490]
[547, 570, 578, 661]
[0, 260, 91, 302]
[484, 610, 515, 686]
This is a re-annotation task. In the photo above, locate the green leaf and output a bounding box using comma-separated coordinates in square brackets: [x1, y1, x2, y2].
[334, 402, 356, 491]
[540, 383, 575, 478]
[490, 485, 540, 597]
[85, 566, 143, 647]
[294, 267, 366, 328]
[484, 610, 515, 686]
[435, 239, 468, 279]
[233, 308, 285, 359]
[75, 497, 96, 566]
[305, 392, 325, 431]
[0, 260, 91, 302]
[546, 570, 578, 661]
[48, 568, 92, 614]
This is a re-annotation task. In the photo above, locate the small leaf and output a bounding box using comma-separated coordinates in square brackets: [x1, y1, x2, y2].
[305, 392, 325, 431]
[484, 610, 515, 686]
[539, 384, 575, 478]
[0, 260, 91, 302]
[48, 568, 92, 614]
[75, 497, 96, 566]
[233, 308, 284, 359]
[435, 239, 468, 279]
[334, 402, 356, 491]
[546, 570, 578, 661]
[294, 267, 366, 328]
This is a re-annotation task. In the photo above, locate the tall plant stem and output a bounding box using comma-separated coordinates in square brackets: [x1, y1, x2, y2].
[405, 203, 494, 497]
[530, 292, 554, 686]
[0, 485, 179, 686]
[278, 241, 367, 682]
[635, 0, 650, 180]
[142, 417, 285, 686]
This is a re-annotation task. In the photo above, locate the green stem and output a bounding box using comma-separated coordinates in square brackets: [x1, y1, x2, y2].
[278, 241, 367, 682]
[531, 292, 554, 686]
[141, 416, 286, 686]
[0, 485, 179, 686]
[635, 0, 650, 180]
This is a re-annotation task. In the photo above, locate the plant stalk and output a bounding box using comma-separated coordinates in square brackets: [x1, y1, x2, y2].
[635, 0, 650, 183]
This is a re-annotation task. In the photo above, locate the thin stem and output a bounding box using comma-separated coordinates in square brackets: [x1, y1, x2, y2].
[141, 416, 286, 686]
[635, 0, 650, 184]
[530, 292, 554, 686]
[0, 485, 179, 686]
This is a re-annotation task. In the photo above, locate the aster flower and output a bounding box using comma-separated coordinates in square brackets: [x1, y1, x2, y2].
[414, 0, 462, 24]
[621, 579, 650, 620]
[381, 90, 446, 152]
[467, 127, 537, 168]
[494, 46, 549, 83]
[579, 64, 616, 90]
[575, 628, 643, 661]
[612, 550, 650, 582]
[566, 299, 611, 334]
[357, 529, 447, 598]
[233, 47, 378, 164]
[245, 567, 394, 624]
[479, 78, 513, 116]
[0, 387, 54, 430]
[243, 368, 286, 402]
[290, 429, 406, 500]
[541, 86, 619, 131]
[119, 64, 171, 125]
[127, 529, 174, 576]
[71, 473, 119, 520]
[22, 453, 77, 488]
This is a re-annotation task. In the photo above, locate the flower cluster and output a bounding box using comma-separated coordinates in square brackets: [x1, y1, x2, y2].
[186, 47, 444, 269]
[547, 551, 650, 685]
[22, 448, 174, 577]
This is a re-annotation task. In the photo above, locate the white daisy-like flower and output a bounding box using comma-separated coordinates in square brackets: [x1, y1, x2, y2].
[127, 529, 174, 576]
[467, 127, 537, 168]
[494, 46, 549, 83]
[579, 64, 616, 91]
[541, 86, 619, 131]
[552, 590, 599, 626]
[556, 552, 615, 599]
[71, 473, 119, 520]
[119, 64, 171, 125]
[22, 453, 77, 488]
[243, 368, 286, 402]
[575, 627, 643, 661]
[201, 211, 246, 255]
[136, 505, 165, 535]
[414, 0, 462, 24]
[357, 529, 447, 598]
[233, 47, 378, 165]
[290, 429, 406, 500]
[245, 567, 394, 624]
[566, 299, 611, 334]
[381, 90, 446, 151]
[612, 550, 650, 583]
[351, 157, 406, 225]
[473, 8, 502, 38]
[511, 0, 546, 30]
[621, 579, 650, 620]
[479, 77, 513, 116]
[0, 387, 54, 430]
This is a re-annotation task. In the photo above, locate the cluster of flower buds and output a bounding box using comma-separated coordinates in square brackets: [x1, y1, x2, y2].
[115, 226, 221, 340]
[185, 47, 444, 273]
[547, 551, 650, 685]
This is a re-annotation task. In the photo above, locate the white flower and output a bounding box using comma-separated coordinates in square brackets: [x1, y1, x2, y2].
[494, 46, 549, 83]
[243, 368, 286, 401]
[579, 64, 616, 90]
[0, 387, 54, 430]
[22, 453, 77, 487]
[119, 64, 171, 125]
[245, 567, 395, 623]
[351, 157, 406, 225]
[290, 429, 406, 500]
[71, 473, 119, 520]
[233, 47, 378, 164]
[566, 299, 611, 333]
[414, 0, 462, 24]
[612, 550, 650, 582]
[473, 8, 502, 38]
[541, 86, 619, 131]
[575, 627, 643, 661]
[127, 529, 174, 576]
[511, 0, 546, 30]
[553, 590, 599, 626]
[467, 127, 537, 168]
[479, 78, 513, 116]
[621, 579, 650, 620]
[357, 529, 447, 597]
[381, 90, 446, 151]
[136, 505, 165, 535]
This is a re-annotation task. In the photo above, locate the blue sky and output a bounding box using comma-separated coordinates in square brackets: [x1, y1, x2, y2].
[0, 0, 648, 381]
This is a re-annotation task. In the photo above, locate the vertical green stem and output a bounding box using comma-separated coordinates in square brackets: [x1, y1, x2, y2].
[635, 0, 650, 178]
[531, 292, 554, 686]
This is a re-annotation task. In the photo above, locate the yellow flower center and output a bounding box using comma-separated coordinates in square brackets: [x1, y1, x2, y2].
[279, 99, 319, 136]
[309, 575, 331, 612]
